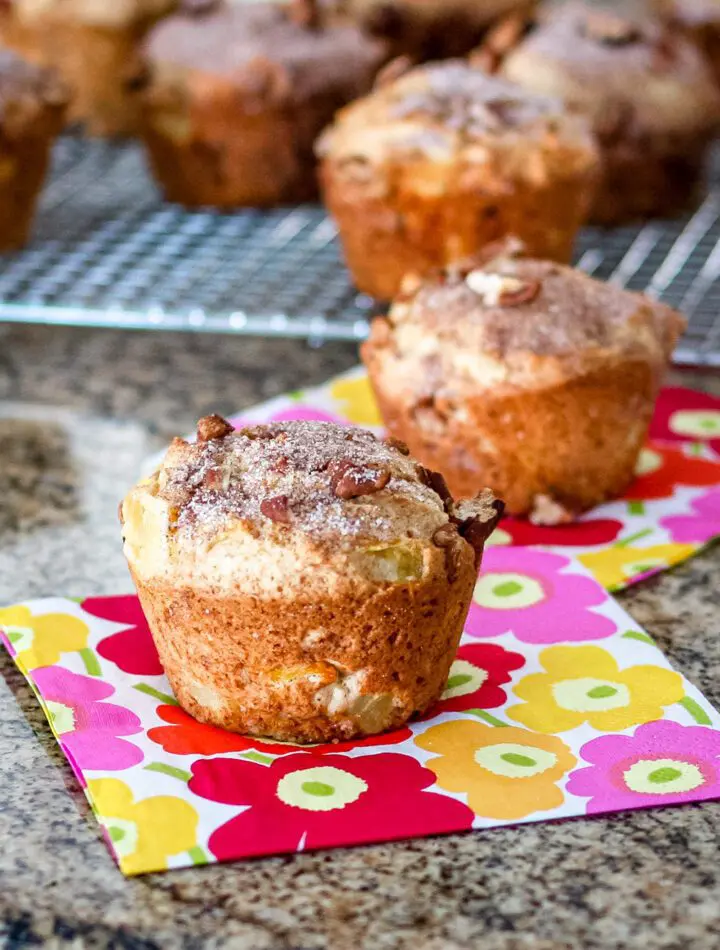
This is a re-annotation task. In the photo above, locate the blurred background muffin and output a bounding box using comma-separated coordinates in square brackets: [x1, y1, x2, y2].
[131, 0, 388, 207]
[317, 59, 599, 300]
[0, 0, 176, 135]
[361, 245, 686, 522]
[335, 0, 536, 60]
[657, 0, 720, 85]
[0, 48, 68, 249]
[486, 0, 720, 224]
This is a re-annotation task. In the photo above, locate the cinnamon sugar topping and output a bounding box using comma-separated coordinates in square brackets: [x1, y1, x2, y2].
[582, 11, 641, 46]
[153, 420, 491, 547]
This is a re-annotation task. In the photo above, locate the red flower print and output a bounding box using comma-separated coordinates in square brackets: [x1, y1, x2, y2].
[650, 388, 720, 454]
[623, 445, 720, 502]
[149, 704, 411, 756]
[499, 517, 624, 547]
[83, 596, 163, 676]
[423, 644, 525, 717]
[190, 753, 474, 860]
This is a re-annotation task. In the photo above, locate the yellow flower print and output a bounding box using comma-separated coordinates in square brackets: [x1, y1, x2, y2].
[578, 542, 695, 591]
[88, 778, 200, 875]
[330, 374, 382, 426]
[416, 720, 576, 820]
[0, 606, 89, 673]
[507, 645, 685, 734]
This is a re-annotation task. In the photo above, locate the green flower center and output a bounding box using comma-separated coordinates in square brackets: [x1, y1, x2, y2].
[46, 700, 75, 736]
[474, 742, 558, 778]
[301, 781, 334, 797]
[442, 659, 489, 701]
[623, 758, 705, 795]
[98, 816, 139, 859]
[552, 677, 630, 713]
[669, 410, 720, 439]
[276, 766, 368, 812]
[474, 572, 545, 611]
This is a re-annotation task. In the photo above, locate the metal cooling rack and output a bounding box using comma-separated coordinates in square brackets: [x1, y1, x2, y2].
[1, 134, 719, 365]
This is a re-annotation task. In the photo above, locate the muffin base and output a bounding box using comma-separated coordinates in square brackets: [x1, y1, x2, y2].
[320, 161, 596, 299]
[131, 554, 477, 743]
[362, 354, 658, 518]
[591, 131, 712, 226]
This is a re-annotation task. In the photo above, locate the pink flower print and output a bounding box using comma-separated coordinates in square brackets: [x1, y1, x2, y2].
[84, 596, 163, 676]
[465, 548, 616, 645]
[661, 489, 720, 544]
[32, 666, 143, 774]
[567, 720, 720, 814]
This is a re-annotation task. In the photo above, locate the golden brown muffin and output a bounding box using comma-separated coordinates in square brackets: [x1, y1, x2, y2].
[488, 1, 720, 225]
[334, 0, 535, 60]
[361, 249, 686, 522]
[316, 61, 599, 300]
[121, 416, 502, 743]
[0, 48, 68, 251]
[132, 0, 388, 207]
[0, 0, 176, 136]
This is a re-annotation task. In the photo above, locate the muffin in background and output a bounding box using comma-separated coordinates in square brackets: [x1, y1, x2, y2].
[656, 0, 720, 85]
[132, 0, 387, 207]
[121, 417, 502, 743]
[361, 247, 686, 522]
[0, 0, 176, 136]
[336, 0, 535, 60]
[487, 0, 720, 225]
[0, 49, 68, 251]
[317, 60, 599, 300]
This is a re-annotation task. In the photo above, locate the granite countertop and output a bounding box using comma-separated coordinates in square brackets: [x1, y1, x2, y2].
[0, 323, 718, 950]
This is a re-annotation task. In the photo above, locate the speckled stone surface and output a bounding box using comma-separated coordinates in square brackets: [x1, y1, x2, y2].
[0, 324, 718, 950]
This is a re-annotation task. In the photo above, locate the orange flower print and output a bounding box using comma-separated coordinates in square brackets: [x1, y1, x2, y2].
[416, 720, 576, 820]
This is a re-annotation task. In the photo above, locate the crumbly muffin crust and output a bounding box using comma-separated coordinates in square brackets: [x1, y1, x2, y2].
[0, 46, 68, 132]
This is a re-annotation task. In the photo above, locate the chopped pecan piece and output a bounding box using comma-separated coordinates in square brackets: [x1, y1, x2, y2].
[374, 55, 413, 89]
[452, 492, 505, 566]
[418, 466, 453, 511]
[384, 436, 410, 455]
[329, 459, 391, 500]
[466, 270, 540, 307]
[287, 0, 320, 29]
[261, 495, 291, 524]
[582, 11, 640, 46]
[196, 414, 234, 442]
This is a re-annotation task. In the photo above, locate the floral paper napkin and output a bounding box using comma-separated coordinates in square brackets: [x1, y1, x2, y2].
[3, 547, 719, 875]
[226, 369, 720, 592]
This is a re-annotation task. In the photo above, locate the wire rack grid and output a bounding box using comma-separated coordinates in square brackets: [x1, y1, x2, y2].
[0, 135, 719, 365]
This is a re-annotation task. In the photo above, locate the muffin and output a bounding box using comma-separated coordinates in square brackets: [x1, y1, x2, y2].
[489, 1, 720, 225]
[132, 0, 388, 207]
[656, 0, 720, 85]
[361, 250, 686, 522]
[0, 0, 176, 136]
[121, 417, 502, 743]
[317, 61, 599, 300]
[0, 49, 68, 251]
[336, 0, 535, 60]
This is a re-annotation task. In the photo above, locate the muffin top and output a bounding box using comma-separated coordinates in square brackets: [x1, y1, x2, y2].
[6, 0, 176, 28]
[0, 48, 68, 133]
[367, 250, 686, 394]
[658, 0, 720, 28]
[122, 417, 501, 590]
[497, 1, 720, 136]
[316, 60, 597, 181]
[142, 0, 387, 102]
